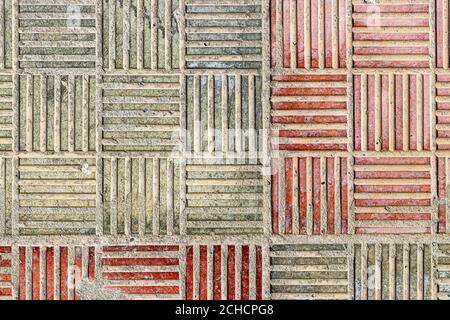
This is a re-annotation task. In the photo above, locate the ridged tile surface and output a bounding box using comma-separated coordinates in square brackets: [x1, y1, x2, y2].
[1, 0, 450, 300]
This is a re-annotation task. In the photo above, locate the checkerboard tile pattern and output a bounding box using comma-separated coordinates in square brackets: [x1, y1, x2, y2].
[1, 0, 450, 300]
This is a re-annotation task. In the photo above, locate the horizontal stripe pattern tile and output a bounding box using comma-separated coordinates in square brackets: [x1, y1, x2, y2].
[271, 73, 348, 151]
[17, 157, 97, 235]
[18, 0, 97, 69]
[185, 0, 262, 69]
[270, 243, 349, 300]
[101, 74, 180, 153]
[185, 159, 264, 235]
[100, 245, 180, 299]
[353, 156, 432, 234]
[352, 1, 431, 68]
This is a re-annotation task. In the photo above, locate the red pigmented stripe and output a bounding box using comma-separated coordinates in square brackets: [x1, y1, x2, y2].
[0, 259, 11, 268]
[271, 158, 279, 234]
[88, 247, 95, 281]
[355, 212, 431, 221]
[354, 75, 361, 150]
[355, 185, 430, 193]
[355, 199, 431, 206]
[437, 131, 450, 138]
[186, 246, 193, 300]
[324, 0, 332, 68]
[354, 61, 430, 68]
[0, 287, 12, 296]
[367, 75, 375, 150]
[299, 158, 307, 235]
[437, 0, 443, 67]
[355, 157, 430, 165]
[353, 32, 429, 41]
[338, 0, 346, 67]
[278, 130, 347, 138]
[19, 247, 26, 300]
[46, 248, 54, 300]
[271, 74, 347, 82]
[354, 171, 430, 179]
[270, 0, 276, 67]
[354, 47, 429, 55]
[108, 286, 179, 294]
[227, 246, 236, 300]
[74, 247, 82, 301]
[423, 75, 431, 150]
[102, 258, 179, 266]
[327, 158, 335, 234]
[102, 245, 178, 252]
[272, 115, 347, 123]
[32, 247, 40, 300]
[297, 0, 304, 68]
[199, 246, 207, 300]
[409, 74, 417, 150]
[278, 144, 347, 151]
[352, 4, 429, 13]
[272, 101, 347, 110]
[283, 0, 291, 68]
[313, 158, 321, 235]
[285, 158, 293, 234]
[0, 247, 11, 253]
[437, 112, 450, 123]
[353, 18, 428, 27]
[60, 247, 68, 300]
[256, 246, 262, 300]
[272, 88, 346, 96]
[438, 144, 450, 150]
[437, 75, 450, 82]
[395, 74, 403, 150]
[436, 89, 450, 96]
[381, 75, 389, 151]
[311, 0, 319, 67]
[213, 246, 222, 300]
[241, 246, 249, 300]
[0, 274, 11, 282]
[103, 271, 179, 280]
[341, 158, 348, 234]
